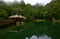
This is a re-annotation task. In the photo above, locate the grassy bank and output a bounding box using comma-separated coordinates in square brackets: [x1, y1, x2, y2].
[33, 19, 46, 22]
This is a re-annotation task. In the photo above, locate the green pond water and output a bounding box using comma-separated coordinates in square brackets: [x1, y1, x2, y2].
[0, 21, 60, 39]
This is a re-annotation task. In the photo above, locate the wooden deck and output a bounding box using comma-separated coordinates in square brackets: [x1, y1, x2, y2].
[0, 19, 16, 25]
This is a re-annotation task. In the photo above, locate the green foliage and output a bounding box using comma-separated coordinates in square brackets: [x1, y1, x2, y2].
[0, 9, 8, 20]
[43, 0, 60, 20]
[0, 0, 60, 21]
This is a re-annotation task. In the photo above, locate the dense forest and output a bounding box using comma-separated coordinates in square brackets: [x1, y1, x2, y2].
[0, 0, 60, 21]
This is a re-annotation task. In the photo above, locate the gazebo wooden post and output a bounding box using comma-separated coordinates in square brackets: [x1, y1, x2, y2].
[16, 18, 22, 26]
[16, 20, 20, 26]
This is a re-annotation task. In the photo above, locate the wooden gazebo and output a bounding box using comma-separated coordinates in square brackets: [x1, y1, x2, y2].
[8, 15, 26, 25]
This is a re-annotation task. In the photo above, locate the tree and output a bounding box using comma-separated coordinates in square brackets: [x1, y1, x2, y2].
[0, 9, 8, 20]
[43, 0, 60, 20]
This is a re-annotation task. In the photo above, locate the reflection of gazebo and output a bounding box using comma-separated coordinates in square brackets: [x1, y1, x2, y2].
[8, 15, 26, 25]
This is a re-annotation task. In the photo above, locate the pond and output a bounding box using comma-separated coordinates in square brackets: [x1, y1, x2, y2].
[0, 21, 60, 39]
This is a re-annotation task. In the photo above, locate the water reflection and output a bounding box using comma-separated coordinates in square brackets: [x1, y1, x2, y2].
[0, 21, 60, 39]
[26, 34, 51, 39]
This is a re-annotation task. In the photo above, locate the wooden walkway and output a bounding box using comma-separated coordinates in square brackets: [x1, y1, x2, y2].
[0, 19, 16, 25]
